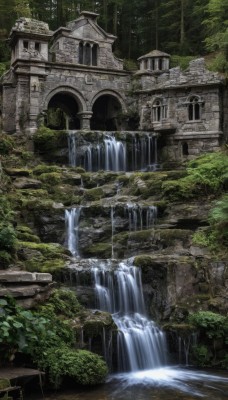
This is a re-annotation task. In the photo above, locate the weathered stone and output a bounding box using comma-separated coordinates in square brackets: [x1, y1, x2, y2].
[13, 178, 42, 189]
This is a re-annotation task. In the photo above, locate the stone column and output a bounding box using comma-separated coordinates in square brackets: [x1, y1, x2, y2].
[78, 111, 93, 130]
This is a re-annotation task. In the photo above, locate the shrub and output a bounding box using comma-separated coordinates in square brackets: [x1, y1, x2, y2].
[39, 347, 108, 388]
[0, 134, 14, 155]
[189, 311, 228, 339]
[0, 224, 16, 251]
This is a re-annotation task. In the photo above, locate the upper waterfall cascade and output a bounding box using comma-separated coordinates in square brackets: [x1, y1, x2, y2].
[68, 131, 158, 172]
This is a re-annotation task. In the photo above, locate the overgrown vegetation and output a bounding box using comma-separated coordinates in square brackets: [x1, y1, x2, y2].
[0, 292, 108, 388]
[189, 311, 228, 367]
[162, 150, 228, 201]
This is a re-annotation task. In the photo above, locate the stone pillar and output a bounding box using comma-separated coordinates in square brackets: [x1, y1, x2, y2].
[78, 111, 93, 130]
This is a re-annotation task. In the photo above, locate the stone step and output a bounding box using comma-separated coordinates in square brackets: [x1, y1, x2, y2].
[0, 271, 52, 283]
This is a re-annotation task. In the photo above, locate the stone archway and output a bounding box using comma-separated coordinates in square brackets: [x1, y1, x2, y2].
[90, 91, 126, 130]
[44, 87, 87, 130]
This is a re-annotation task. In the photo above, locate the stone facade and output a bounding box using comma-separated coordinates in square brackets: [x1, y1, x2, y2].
[0, 11, 226, 160]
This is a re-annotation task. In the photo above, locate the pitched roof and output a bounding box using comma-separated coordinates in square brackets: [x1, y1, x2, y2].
[138, 50, 170, 60]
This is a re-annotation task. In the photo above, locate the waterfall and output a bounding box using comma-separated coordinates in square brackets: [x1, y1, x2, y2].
[93, 260, 167, 372]
[68, 131, 77, 167]
[65, 207, 81, 256]
[67, 131, 157, 172]
[104, 135, 126, 172]
[126, 204, 157, 231]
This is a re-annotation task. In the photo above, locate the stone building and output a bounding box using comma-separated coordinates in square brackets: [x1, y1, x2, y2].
[0, 11, 227, 160]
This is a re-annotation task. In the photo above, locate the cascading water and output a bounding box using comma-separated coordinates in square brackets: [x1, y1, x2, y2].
[93, 260, 167, 372]
[65, 207, 81, 257]
[67, 131, 157, 172]
[126, 204, 157, 231]
[65, 204, 167, 373]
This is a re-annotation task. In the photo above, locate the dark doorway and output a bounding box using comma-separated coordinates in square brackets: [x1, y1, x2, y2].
[91, 95, 122, 130]
[182, 142, 189, 156]
[47, 93, 80, 130]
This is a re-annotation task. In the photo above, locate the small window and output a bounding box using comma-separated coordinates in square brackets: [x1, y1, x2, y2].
[182, 142, 189, 156]
[23, 41, 29, 49]
[35, 42, 40, 52]
[79, 42, 83, 64]
[85, 43, 91, 65]
[188, 96, 200, 121]
[92, 44, 98, 66]
[159, 58, 163, 70]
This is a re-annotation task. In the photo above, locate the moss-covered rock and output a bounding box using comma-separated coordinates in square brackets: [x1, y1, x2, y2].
[33, 126, 67, 152]
[83, 243, 112, 258]
[83, 187, 104, 202]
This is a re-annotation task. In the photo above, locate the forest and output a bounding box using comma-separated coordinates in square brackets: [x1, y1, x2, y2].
[0, 0, 228, 72]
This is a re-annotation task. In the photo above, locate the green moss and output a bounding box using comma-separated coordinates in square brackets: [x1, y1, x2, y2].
[33, 126, 67, 152]
[33, 164, 61, 175]
[0, 379, 10, 390]
[25, 257, 66, 275]
[17, 241, 67, 257]
[39, 172, 62, 186]
[84, 243, 112, 258]
[113, 232, 128, 246]
[83, 312, 114, 338]
[83, 187, 104, 202]
[134, 255, 154, 269]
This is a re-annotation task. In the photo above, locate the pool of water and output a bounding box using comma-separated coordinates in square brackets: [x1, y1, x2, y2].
[26, 367, 228, 400]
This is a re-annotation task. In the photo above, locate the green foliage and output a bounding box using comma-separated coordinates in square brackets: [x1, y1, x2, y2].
[0, 250, 12, 268]
[209, 194, 228, 246]
[42, 289, 81, 318]
[0, 134, 14, 155]
[192, 229, 218, 251]
[162, 151, 228, 200]
[170, 55, 197, 70]
[33, 126, 67, 152]
[0, 294, 108, 387]
[123, 59, 138, 71]
[207, 52, 228, 74]
[0, 62, 7, 77]
[0, 224, 16, 251]
[189, 311, 228, 339]
[191, 345, 212, 367]
[38, 347, 108, 388]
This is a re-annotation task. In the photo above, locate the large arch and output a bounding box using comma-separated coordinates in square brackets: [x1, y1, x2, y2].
[90, 90, 126, 130]
[43, 87, 87, 130]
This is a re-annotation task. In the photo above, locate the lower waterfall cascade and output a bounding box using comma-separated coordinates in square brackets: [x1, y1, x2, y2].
[65, 206, 167, 372]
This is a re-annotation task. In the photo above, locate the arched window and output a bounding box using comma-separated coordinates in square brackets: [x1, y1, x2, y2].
[152, 99, 168, 122]
[188, 96, 200, 121]
[153, 100, 161, 121]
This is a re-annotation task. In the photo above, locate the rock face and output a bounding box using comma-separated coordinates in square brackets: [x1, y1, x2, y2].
[0, 271, 53, 308]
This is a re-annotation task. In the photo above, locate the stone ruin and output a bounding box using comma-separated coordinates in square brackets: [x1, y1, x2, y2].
[0, 10, 227, 161]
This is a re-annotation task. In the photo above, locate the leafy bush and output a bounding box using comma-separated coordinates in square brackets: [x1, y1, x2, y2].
[191, 345, 212, 367]
[39, 347, 108, 388]
[209, 194, 228, 246]
[0, 295, 108, 387]
[162, 151, 228, 200]
[41, 289, 81, 318]
[189, 311, 228, 339]
[0, 134, 14, 155]
[0, 224, 16, 251]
